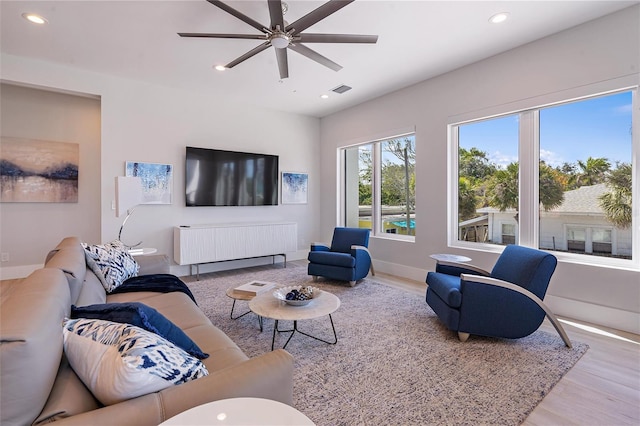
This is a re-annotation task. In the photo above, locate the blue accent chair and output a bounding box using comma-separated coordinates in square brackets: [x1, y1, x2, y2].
[307, 227, 374, 286]
[426, 245, 571, 347]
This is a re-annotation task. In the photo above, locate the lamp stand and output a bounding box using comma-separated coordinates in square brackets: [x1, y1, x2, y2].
[118, 207, 142, 249]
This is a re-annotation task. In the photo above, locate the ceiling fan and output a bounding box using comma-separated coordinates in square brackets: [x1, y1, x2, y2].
[178, 0, 378, 79]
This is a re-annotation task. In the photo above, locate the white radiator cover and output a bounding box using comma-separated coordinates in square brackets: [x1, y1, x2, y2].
[174, 222, 298, 266]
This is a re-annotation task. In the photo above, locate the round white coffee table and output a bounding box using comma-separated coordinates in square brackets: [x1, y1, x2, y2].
[249, 288, 340, 350]
[159, 397, 314, 425]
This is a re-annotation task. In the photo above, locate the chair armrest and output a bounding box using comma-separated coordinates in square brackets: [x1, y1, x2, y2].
[310, 243, 330, 252]
[436, 260, 490, 277]
[460, 274, 571, 348]
[351, 245, 375, 276]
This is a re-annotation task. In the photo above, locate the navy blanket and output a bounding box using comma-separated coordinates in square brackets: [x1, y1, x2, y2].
[112, 274, 197, 304]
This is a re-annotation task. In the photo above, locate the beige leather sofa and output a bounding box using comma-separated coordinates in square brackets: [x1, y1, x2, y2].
[0, 237, 294, 426]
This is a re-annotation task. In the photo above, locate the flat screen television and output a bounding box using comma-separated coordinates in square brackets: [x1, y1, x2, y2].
[185, 146, 279, 206]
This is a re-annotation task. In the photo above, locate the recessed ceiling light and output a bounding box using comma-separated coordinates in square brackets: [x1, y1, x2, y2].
[214, 65, 226, 71]
[22, 13, 47, 25]
[489, 12, 509, 24]
[320, 94, 329, 99]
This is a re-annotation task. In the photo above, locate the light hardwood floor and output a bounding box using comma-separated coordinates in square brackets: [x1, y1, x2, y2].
[367, 267, 640, 426]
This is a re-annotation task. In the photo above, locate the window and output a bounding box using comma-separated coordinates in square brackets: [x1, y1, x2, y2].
[342, 133, 416, 240]
[451, 89, 636, 267]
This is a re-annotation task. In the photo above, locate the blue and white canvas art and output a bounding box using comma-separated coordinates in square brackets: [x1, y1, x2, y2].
[282, 172, 308, 204]
[126, 161, 172, 204]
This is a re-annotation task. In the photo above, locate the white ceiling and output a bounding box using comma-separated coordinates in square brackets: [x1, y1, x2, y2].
[1, 1, 637, 118]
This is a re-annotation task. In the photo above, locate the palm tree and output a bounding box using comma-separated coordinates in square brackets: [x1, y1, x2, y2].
[539, 162, 565, 211]
[599, 163, 632, 228]
[576, 157, 610, 186]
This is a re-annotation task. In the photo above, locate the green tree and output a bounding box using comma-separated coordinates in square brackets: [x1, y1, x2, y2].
[539, 162, 565, 211]
[458, 177, 478, 221]
[599, 163, 632, 228]
[459, 147, 496, 180]
[576, 157, 611, 186]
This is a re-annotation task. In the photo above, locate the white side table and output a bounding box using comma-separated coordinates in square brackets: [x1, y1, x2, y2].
[429, 253, 471, 263]
[128, 247, 157, 256]
[159, 397, 314, 425]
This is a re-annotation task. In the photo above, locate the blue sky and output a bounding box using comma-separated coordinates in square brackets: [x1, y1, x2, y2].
[459, 91, 633, 168]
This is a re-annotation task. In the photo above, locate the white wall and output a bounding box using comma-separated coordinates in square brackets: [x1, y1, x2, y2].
[320, 7, 640, 333]
[0, 54, 321, 278]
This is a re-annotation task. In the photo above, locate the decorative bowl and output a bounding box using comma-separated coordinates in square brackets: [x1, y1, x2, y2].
[273, 286, 321, 306]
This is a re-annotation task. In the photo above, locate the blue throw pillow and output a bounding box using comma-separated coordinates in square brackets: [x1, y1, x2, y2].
[71, 302, 209, 359]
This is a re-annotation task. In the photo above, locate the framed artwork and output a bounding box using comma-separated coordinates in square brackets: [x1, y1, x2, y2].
[281, 172, 308, 204]
[0, 137, 79, 203]
[125, 161, 173, 204]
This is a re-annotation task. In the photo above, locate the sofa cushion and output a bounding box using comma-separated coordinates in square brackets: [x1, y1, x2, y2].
[76, 270, 108, 306]
[71, 302, 209, 359]
[45, 237, 87, 304]
[82, 240, 139, 292]
[0, 268, 70, 426]
[63, 318, 209, 406]
[33, 355, 100, 425]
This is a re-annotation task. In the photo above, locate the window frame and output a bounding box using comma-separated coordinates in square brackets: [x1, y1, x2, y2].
[447, 78, 638, 270]
[338, 128, 416, 242]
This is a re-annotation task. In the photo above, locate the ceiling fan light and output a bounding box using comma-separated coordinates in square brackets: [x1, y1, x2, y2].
[214, 65, 226, 71]
[270, 33, 290, 49]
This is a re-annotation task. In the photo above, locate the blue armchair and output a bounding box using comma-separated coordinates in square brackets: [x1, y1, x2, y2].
[426, 245, 571, 347]
[308, 227, 374, 286]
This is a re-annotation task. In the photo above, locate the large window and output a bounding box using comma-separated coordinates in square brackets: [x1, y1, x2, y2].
[342, 134, 416, 239]
[452, 89, 636, 267]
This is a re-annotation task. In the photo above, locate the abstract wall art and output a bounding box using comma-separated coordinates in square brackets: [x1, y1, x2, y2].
[281, 172, 308, 204]
[125, 161, 173, 204]
[0, 137, 79, 203]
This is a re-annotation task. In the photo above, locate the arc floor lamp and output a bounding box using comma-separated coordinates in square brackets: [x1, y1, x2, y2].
[115, 176, 143, 248]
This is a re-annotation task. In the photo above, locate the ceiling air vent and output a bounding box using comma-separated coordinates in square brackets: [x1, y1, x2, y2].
[332, 84, 352, 94]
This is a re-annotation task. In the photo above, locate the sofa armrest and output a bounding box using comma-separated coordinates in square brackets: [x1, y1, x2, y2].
[52, 349, 294, 426]
[160, 348, 294, 420]
[136, 254, 170, 275]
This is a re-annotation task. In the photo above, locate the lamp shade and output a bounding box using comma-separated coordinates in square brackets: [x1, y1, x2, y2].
[115, 176, 143, 217]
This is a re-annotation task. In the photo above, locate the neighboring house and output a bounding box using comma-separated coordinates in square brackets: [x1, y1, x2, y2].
[468, 184, 632, 258]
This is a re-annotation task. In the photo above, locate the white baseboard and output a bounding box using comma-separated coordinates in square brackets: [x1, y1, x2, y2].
[0, 264, 42, 280]
[545, 294, 640, 335]
[371, 259, 427, 283]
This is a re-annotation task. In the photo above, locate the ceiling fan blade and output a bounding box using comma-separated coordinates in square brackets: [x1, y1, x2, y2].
[225, 42, 271, 68]
[297, 33, 378, 44]
[268, 0, 285, 30]
[289, 43, 342, 72]
[275, 48, 289, 79]
[286, 0, 355, 34]
[178, 33, 266, 40]
[207, 0, 267, 33]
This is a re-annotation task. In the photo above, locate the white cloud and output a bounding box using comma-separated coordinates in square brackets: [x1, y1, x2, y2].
[489, 151, 518, 168]
[540, 149, 563, 167]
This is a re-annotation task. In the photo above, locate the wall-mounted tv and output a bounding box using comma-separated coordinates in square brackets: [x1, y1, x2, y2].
[185, 146, 278, 207]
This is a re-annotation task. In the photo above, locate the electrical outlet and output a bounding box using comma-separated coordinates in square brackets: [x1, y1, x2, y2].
[1, 253, 9, 262]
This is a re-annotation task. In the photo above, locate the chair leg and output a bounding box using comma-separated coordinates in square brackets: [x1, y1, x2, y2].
[349, 280, 356, 287]
[312, 276, 318, 281]
[458, 332, 470, 342]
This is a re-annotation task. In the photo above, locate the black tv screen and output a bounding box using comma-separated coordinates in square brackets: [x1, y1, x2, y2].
[185, 147, 279, 206]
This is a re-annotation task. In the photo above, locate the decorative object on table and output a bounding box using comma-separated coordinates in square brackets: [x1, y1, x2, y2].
[273, 285, 320, 306]
[115, 176, 144, 248]
[426, 244, 571, 347]
[0, 137, 78, 203]
[233, 280, 276, 296]
[307, 227, 374, 286]
[125, 161, 173, 205]
[281, 172, 308, 204]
